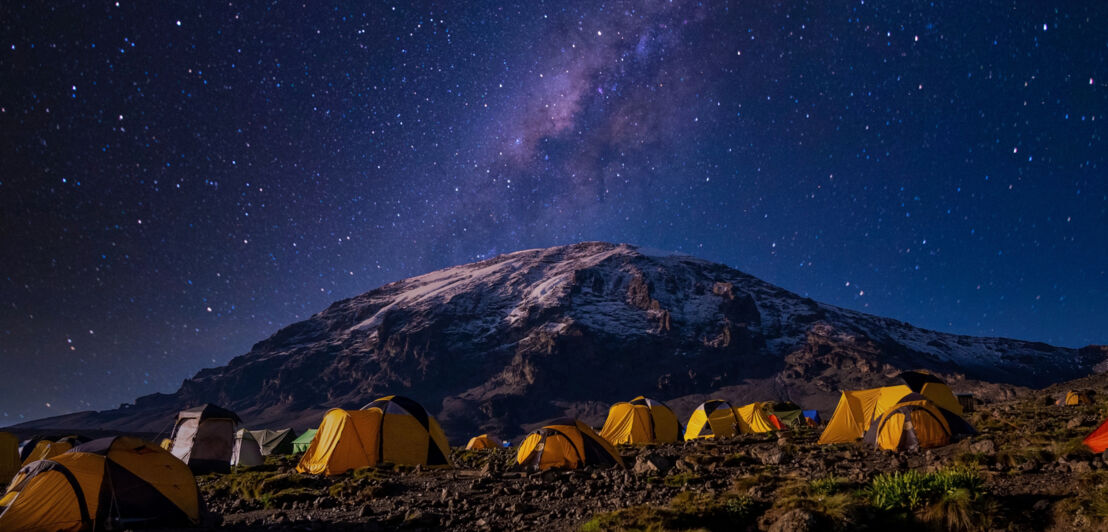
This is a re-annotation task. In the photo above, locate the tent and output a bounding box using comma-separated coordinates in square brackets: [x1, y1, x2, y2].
[767, 402, 805, 428]
[1083, 418, 1108, 453]
[1057, 391, 1093, 406]
[465, 434, 500, 450]
[863, 393, 976, 451]
[802, 410, 821, 425]
[733, 402, 779, 433]
[0, 432, 19, 486]
[291, 429, 317, 454]
[297, 395, 451, 476]
[599, 396, 681, 445]
[818, 386, 913, 445]
[160, 438, 173, 450]
[249, 428, 298, 456]
[517, 418, 624, 471]
[819, 373, 964, 445]
[231, 429, 264, 468]
[896, 371, 964, 415]
[169, 403, 241, 474]
[684, 400, 740, 440]
[0, 436, 200, 531]
[19, 438, 76, 467]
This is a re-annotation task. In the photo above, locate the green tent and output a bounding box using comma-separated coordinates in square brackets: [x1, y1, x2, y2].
[768, 402, 810, 428]
[249, 428, 298, 455]
[291, 428, 318, 454]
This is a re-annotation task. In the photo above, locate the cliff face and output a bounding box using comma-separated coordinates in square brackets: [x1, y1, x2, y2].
[14, 242, 1106, 440]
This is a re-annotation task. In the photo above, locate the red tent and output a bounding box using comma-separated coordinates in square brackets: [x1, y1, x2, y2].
[1083, 419, 1108, 453]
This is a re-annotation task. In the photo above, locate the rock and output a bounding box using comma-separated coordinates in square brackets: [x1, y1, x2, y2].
[768, 509, 819, 532]
[1067, 417, 1084, 429]
[403, 509, 441, 527]
[1071, 461, 1093, 474]
[754, 445, 785, 465]
[358, 505, 375, 518]
[969, 439, 996, 454]
[633, 454, 667, 474]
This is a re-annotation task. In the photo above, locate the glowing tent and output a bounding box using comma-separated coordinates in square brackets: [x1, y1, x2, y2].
[296, 395, 451, 476]
[0, 436, 200, 531]
[517, 418, 623, 471]
[599, 396, 681, 445]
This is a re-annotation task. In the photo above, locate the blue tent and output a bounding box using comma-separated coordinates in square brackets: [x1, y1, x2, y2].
[802, 410, 822, 424]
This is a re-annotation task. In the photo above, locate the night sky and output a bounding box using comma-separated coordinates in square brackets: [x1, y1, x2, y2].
[2, 1, 1105, 424]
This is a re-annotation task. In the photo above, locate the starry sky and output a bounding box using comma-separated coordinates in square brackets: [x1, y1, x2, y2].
[2, 1, 1106, 424]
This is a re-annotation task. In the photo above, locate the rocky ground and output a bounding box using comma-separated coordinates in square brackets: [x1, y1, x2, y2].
[186, 383, 1108, 531]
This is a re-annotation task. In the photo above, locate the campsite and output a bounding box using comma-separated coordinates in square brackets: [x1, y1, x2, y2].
[5, 372, 1108, 531]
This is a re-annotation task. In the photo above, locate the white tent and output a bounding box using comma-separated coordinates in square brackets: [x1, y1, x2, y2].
[169, 404, 240, 474]
[232, 429, 264, 467]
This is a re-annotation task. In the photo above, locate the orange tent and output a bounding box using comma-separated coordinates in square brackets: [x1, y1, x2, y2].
[1084, 419, 1108, 453]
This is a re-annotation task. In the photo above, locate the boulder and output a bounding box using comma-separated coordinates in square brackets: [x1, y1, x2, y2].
[768, 509, 819, 532]
[969, 439, 996, 454]
[633, 453, 674, 475]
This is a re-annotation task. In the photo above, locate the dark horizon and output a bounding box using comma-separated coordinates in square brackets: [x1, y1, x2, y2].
[2, 1, 1106, 423]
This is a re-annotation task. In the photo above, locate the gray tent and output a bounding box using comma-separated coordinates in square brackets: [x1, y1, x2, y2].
[248, 428, 298, 456]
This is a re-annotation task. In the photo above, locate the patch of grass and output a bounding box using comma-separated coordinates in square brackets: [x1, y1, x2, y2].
[663, 472, 701, 488]
[730, 471, 777, 494]
[722, 452, 753, 467]
[920, 488, 996, 532]
[579, 506, 670, 532]
[809, 476, 848, 497]
[1054, 471, 1108, 525]
[579, 492, 760, 531]
[866, 467, 983, 512]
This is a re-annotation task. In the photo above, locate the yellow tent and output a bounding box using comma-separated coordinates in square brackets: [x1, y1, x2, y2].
[599, 396, 681, 445]
[733, 402, 779, 434]
[684, 399, 740, 440]
[1058, 391, 1093, 405]
[0, 436, 200, 531]
[20, 440, 74, 468]
[517, 418, 624, 471]
[297, 395, 451, 476]
[159, 438, 173, 451]
[817, 385, 912, 445]
[465, 434, 499, 450]
[863, 393, 976, 451]
[897, 371, 964, 415]
[0, 432, 19, 487]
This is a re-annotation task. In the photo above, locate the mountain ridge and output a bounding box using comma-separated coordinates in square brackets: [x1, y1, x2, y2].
[10, 242, 1107, 441]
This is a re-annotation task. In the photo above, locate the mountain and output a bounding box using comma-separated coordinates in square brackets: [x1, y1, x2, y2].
[11, 242, 1107, 440]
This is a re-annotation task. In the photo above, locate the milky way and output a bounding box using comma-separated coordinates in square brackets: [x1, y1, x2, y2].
[1, 1, 1105, 422]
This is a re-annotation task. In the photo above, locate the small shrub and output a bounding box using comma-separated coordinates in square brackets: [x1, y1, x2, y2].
[921, 488, 996, 532]
[809, 476, 847, 497]
[866, 467, 984, 512]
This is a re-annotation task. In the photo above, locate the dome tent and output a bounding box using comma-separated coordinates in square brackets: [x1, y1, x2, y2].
[599, 396, 681, 445]
[465, 434, 500, 450]
[0, 436, 201, 531]
[819, 372, 964, 445]
[169, 403, 241, 474]
[297, 395, 451, 476]
[1057, 390, 1093, 406]
[862, 393, 976, 451]
[684, 399, 740, 440]
[517, 418, 624, 471]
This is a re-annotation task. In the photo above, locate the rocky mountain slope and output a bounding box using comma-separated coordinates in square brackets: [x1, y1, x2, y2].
[12, 242, 1107, 439]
